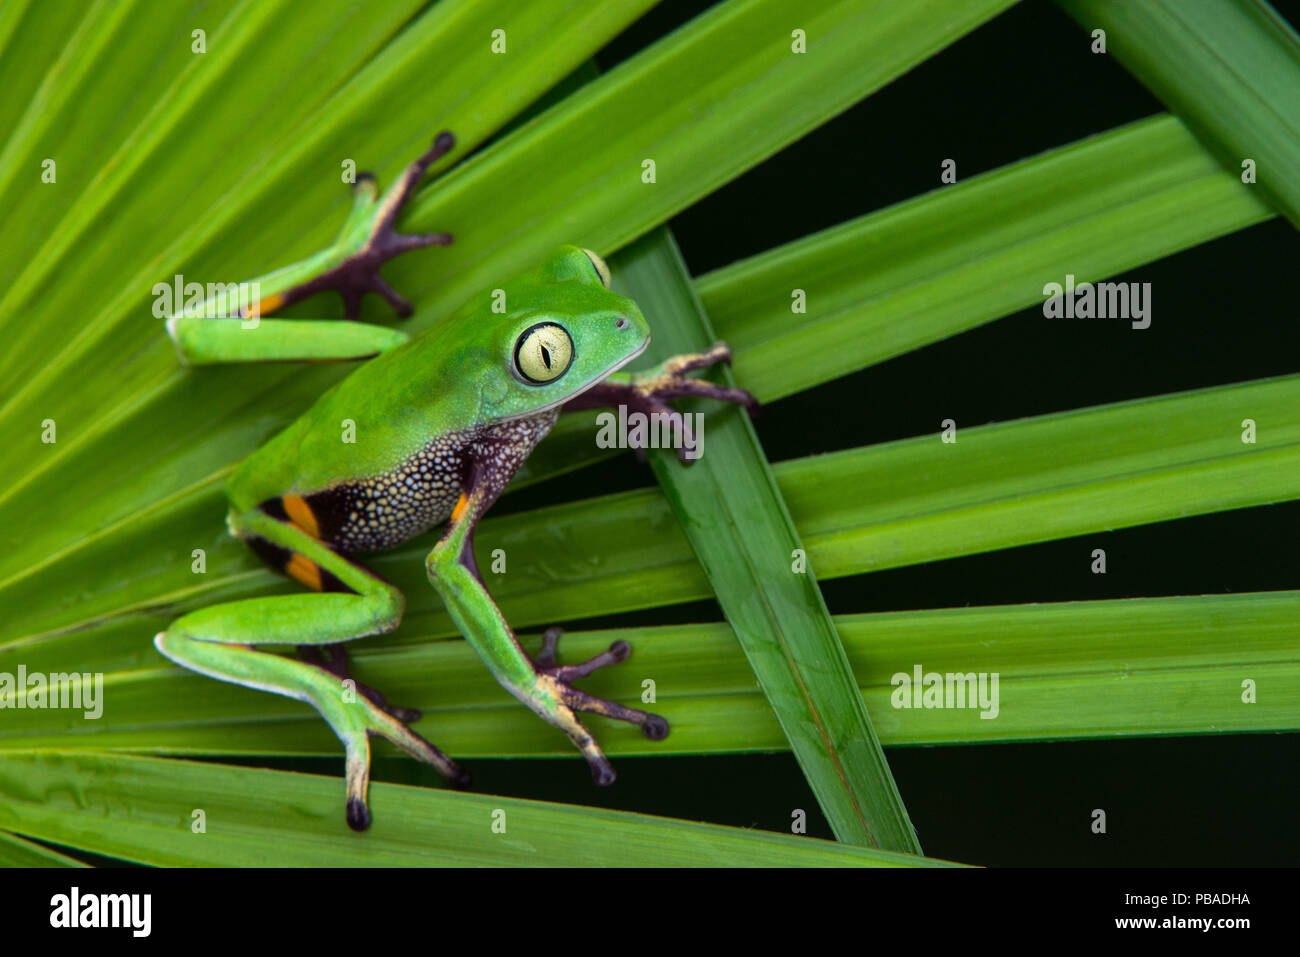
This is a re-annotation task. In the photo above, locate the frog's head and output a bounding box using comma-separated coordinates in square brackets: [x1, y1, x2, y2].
[477, 245, 651, 421]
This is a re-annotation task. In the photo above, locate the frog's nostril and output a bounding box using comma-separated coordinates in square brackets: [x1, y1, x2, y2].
[616, 317, 629, 330]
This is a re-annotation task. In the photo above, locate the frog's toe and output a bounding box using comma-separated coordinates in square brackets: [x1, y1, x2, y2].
[642, 713, 670, 741]
[534, 627, 630, 682]
[338, 698, 465, 831]
[591, 759, 617, 787]
[346, 796, 371, 832]
[663, 340, 733, 374]
[637, 341, 760, 417]
[558, 682, 669, 742]
[383, 702, 422, 724]
[450, 766, 473, 790]
[376, 131, 456, 228]
[645, 375, 760, 417]
[533, 628, 670, 744]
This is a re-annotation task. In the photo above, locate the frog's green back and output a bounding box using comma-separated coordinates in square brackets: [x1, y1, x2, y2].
[227, 246, 649, 510]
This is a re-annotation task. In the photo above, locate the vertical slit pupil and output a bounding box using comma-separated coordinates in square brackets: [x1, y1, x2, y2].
[541, 344, 551, 368]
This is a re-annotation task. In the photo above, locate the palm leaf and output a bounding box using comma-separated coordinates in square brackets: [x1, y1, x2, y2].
[610, 229, 919, 850]
[0, 752, 952, 867]
[1, 0, 1296, 866]
[1058, 0, 1300, 227]
[4, 591, 1294, 756]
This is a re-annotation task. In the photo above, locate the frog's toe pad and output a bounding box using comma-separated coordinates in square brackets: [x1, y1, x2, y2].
[450, 767, 473, 790]
[347, 797, 371, 832]
[642, 714, 670, 741]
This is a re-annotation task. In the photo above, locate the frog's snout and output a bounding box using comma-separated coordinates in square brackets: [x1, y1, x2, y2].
[616, 311, 644, 332]
[623, 319, 652, 361]
[616, 307, 652, 353]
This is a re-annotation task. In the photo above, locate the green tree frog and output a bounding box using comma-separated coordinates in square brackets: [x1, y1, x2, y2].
[158, 133, 756, 830]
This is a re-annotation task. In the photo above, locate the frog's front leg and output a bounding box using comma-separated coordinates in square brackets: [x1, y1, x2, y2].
[425, 430, 668, 785]
[563, 341, 759, 461]
[154, 507, 466, 831]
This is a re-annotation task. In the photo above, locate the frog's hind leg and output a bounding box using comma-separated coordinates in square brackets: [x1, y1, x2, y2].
[154, 508, 466, 831]
[298, 643, 422, 724]
[272, 132, 457, 320]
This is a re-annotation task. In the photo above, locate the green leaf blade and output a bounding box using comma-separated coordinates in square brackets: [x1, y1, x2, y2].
[610, 229, 919, 851]
[1057, 0, 1300, 228]
[6, 592, 1294, 755]
[0, 752, 955, 867]
[698, 113, 1273, 402]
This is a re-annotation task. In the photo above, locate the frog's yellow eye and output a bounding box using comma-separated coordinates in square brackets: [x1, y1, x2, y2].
[514, 322, 574, 384]
[580, 248, 611, 289]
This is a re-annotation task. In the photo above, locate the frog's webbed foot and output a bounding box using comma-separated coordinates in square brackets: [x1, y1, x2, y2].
[566, 341, 759, 463]
[280, 132, 456, 320]
[533, 626, 669, 786]
[299, 642, 422, 724]
[638, 341, 760, 416]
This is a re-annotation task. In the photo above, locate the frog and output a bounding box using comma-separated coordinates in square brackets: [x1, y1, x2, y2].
[156, 133, 757, 830]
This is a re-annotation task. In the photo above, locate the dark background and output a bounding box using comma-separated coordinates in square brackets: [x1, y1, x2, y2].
[77, 0, 1295, 868]
[492, 0, 1300, 867]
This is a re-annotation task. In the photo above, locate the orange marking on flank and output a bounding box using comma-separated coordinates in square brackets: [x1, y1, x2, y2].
[245, 292, 285, 318]
[286, 553, 323, 591]
[451, 493, 470, 523]
[283, 494, 320, 538]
